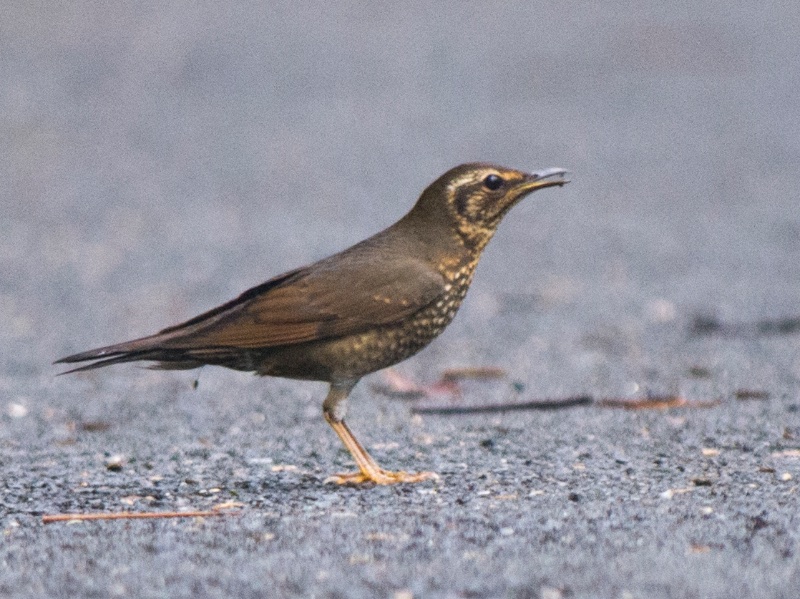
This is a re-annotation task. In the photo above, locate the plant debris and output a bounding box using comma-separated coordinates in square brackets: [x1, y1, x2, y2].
[376, 368, 727, 414]
[412, 396, 592, 415]
[415, 395, 721, 415]
[79, 421, 112, 432]
[440, 367, 507, 381]
[371, 369, 461, 399]
[42, 508, 240, 524]
[373, 366, 508, 399]
[734, 389, 770, 401]
[690, 315, 800, 336]
[595, 395, 720, 410]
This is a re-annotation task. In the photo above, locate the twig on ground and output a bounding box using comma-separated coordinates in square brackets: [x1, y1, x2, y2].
[414, 394, 722, 415]
[440, 367, 507, 381]
[412, 396, 592, 414]
[691, 315, 800, 336]
[595, 396, 721, 410]
[42, 510, 240, 524]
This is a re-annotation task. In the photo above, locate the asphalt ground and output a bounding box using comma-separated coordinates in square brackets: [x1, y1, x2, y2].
[2, 2, 799, 598]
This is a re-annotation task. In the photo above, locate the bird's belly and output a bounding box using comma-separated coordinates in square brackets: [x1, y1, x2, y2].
[255, 290, 467, 382]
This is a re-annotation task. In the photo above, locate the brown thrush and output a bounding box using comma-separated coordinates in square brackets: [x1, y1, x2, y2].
[56, 163, 568, 485]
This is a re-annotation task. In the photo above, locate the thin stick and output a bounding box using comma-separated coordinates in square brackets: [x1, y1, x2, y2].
[595, 396, 721, 410]
[42, 510, 239, 524]
[413, 394, 722, 415]
[412, 395, 593, 415]
[440, 366, 507, 381]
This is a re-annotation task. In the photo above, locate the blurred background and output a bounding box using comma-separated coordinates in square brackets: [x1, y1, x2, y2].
[2, 1, 799, 403]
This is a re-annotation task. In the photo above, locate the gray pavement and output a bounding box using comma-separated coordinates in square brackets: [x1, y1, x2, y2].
[2, 2, 800, 598]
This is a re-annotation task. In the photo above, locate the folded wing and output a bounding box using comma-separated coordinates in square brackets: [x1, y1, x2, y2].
[56, 253, 446, 370]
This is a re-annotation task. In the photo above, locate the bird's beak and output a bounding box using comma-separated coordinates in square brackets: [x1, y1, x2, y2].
[516, 168, 569, 193]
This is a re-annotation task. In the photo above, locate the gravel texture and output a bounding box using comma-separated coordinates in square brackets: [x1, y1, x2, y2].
[2, 2, 799, 598]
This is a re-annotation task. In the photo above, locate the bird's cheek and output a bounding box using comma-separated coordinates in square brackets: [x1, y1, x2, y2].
[465, 200, 492, 224]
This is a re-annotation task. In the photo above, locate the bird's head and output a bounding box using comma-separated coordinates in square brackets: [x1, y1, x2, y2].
[408, 163, 569, 252]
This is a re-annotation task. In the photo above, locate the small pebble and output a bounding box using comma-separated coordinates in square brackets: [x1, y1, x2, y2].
[7, 403, 28, 418]
[105, 455, 125, 471]
[540, 587, 564, 599]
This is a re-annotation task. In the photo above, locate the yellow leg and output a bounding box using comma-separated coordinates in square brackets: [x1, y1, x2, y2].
[322, 381, 438, 485]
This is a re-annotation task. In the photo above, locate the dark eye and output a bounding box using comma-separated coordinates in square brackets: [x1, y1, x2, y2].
[483, 174, 504, 191]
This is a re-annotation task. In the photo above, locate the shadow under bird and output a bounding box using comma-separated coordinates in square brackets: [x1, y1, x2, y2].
[57, 163, 568, 484]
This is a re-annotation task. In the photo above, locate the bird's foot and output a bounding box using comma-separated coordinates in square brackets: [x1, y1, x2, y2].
[325, 469, 439, 486]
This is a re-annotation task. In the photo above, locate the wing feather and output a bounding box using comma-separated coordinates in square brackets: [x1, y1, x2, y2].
[155, 254, 445, 349]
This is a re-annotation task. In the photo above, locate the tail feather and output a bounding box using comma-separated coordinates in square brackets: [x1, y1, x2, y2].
[56, 352, 156, 375]
[55, 334, 163, 364]
[54, 334, 175, 374]
[55, 335, 237, 374]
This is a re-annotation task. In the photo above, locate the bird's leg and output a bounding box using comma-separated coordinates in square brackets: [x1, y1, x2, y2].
[322, 381, 438, 485]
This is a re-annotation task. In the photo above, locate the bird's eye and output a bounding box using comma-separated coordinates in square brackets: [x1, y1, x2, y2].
[482, 174, 504, 191]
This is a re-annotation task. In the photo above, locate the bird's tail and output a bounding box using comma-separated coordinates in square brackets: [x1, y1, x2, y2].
[54, 335, 198, 374]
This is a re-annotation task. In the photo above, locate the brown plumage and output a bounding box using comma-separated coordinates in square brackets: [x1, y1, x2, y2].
[56, 163, 568, 484]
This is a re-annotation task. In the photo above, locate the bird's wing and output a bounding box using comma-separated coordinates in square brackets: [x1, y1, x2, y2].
[155, 255, 446, 349]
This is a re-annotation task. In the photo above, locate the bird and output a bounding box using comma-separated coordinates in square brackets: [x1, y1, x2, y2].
[56, 163, 568, 485]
